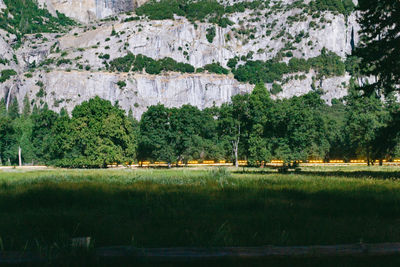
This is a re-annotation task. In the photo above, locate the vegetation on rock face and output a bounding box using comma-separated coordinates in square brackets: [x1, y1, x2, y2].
[271, 83, 283, 95]
[109, 54, 232, 76]
[109, 53, 195, 74]
[231, 49, 345, 84]
[117, 80, 127, 89]
[136, 0, 355, 27]
[203, 62, 229, 75]
[0, 0, 75, 45]
[108, 48, 345, 82]
[0, 69, 17, 83]
[206, 26, 216, 43]
[136, 0, 266, 27]
[309, 0, 355, 16]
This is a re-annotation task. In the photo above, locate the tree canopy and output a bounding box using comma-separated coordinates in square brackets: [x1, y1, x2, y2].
[0, 85, 397, 167]
[354, 0, 400, 96]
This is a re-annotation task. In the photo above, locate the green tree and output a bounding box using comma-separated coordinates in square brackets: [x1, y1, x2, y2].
[31, 104, 59, 164]
[344, 89, 389, 165]
[47, 108, 73, 163]
[0, 103, 15, 165]
[200, 106, 226, 161]
[169, 105, 206, 165]
[270, 92, 330, 163]
[138, 104, 175, 165]
[218, 94, 251, 167]
[55, 97, 137, 168]
[247, 83, 274, 166]
[354, 0, 400, 96]
[370, 97, 400, 164]
[7, 98, 19, 120]
[12, 95, 34, 166]
[322, 98, 348, 161]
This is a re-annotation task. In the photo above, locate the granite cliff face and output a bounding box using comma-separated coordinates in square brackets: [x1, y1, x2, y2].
[0, 0, 359, 119]
[1, 70, 252, 119]
[37, 0, 146, 22]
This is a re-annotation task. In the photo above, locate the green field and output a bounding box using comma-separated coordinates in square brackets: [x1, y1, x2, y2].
[1, 166, 400, 265]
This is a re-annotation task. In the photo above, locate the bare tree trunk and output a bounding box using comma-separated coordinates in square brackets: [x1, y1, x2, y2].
[18, 146, 22, 167]
[234, 141, 239, 168]
[233, 124, 240, 168]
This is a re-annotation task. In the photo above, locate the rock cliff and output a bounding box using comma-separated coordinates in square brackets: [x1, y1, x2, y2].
[1, 70, 251, 119]
[37, 0, 146, 22]
[0, 0, 359, 119]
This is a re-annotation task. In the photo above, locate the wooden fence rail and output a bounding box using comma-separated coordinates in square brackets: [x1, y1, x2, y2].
[95, 243, 400, 261]
[2, 243, 400, 264]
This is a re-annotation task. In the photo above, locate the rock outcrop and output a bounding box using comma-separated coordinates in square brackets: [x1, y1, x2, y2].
[37, 0, 146, 22]
[0, 0, 360, 119]
[2, 71, 252, 119]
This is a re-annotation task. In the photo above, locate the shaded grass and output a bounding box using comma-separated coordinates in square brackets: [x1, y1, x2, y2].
[0, 166, 400, 254]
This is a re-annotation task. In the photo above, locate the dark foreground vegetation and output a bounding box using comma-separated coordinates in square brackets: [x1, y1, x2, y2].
[0, 167, 400, 265]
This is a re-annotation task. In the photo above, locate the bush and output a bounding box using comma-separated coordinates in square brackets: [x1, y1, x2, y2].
[206, 26, 216, 43]
[117, 80, 127, 89]
[231, 49, 345, 84]
[109, 53, 195, 74]
[271, 83, 283, 95]
[56, 58, 72, 66]
[136, 0, 265, 26]
[36, 87, 45, 98]
[308, 0, 355, 16]
[0, 69, 17, 83]
[204, 63, 229, 75]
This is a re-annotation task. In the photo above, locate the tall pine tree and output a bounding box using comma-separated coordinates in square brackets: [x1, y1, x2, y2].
[354, 0, 400, 95]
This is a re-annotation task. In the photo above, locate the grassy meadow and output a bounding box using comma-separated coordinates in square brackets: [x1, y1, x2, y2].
[1, 165, 400, 265]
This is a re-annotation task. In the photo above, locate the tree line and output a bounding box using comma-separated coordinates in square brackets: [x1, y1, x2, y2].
[1, 81, 398, 168]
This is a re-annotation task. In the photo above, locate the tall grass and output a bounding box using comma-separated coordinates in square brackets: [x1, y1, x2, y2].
[0, 166, 400, 252]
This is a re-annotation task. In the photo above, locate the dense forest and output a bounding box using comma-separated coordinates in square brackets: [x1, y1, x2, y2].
[1, 80, 398, 168]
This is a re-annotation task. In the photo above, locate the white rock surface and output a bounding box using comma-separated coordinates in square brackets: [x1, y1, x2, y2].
[0, 0, 5, 10]
[37, 0, 145, 22]
[0, 0, 361, 117]
[2, 70, 252, 119]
